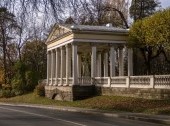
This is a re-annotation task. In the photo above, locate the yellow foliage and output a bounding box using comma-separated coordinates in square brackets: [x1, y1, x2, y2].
[0, 68, 4, 84]
[129, 8, 170, 50]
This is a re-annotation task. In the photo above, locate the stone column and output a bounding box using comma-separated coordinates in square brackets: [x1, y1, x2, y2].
[63, 48, 66, 78]
[50, 50, 55, 85]
[55, 48, 60, 85]
[53, 50, 56, 82]
[104, 51, 108, 77]
[47, 51, 51, 85]
[77, 53, 81, 78]
[91, 45, 97, 78]
[66, 44, 71, 85]
[118, 46, 124, 76]
[97, 52, 102, 77]
[72, 44, 78, 85]
[128, 48, 133, 76]
[60, 46, 64, 85]
[110, 46, 116, 77]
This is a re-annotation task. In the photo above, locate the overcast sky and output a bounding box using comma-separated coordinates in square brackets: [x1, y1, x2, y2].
[161, 0, 170, 8]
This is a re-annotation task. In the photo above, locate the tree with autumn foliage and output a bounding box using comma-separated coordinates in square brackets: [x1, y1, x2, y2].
[129, 8, 170, 74]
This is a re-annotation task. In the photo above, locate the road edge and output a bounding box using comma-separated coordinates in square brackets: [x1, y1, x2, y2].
[0, 102, 170, 125]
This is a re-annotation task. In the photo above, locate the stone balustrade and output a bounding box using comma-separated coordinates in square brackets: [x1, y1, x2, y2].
[78, 77, 92, 85]
[111, 77, 127, 87]
[95, 75, 170, 89]
[154, 75, 170, 89]
[129, 76, 152, 88]
[94, 77, 110, 87]
[42, 75, 170, 89]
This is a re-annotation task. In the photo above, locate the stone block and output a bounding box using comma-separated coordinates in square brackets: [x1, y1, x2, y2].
[45, 85, 95, 101]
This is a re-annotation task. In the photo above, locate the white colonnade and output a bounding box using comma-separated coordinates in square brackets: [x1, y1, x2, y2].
[47, 43, 133, 86]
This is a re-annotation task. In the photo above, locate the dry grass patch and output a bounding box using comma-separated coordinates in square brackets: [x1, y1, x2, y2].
[0, 93, 170, 115]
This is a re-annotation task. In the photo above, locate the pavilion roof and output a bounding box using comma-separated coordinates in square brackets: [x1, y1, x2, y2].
[61, 24, 128, 33]
[46, 24, 128, 44]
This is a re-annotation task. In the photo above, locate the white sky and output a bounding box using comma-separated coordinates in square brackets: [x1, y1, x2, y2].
[161, 0, 170, 8]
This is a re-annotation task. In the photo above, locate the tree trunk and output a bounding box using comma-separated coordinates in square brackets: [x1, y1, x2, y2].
[146, 59, 151, 75]
[1, 27, 7, 84]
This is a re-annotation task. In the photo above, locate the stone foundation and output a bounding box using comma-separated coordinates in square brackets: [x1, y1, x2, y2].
[45, 85, 170, 101]
[45, 85, 95, 101]
[96, 87, 170, 100]
[45, 86, 73, 101]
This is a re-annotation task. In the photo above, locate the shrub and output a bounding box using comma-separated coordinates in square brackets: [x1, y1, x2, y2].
[25, 71, 38, 92]
[34, 84, 45, 97]
[1, 89, 14, 98]
[11, 77, 24, 95]
[11, 61, 39, 96]
[11, 61, 26, 95]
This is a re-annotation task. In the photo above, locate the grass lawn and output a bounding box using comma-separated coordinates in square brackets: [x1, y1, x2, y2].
[0, 93, 170, 115]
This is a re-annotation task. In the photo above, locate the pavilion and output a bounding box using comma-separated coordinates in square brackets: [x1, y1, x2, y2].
[46, 24, 133, 87]
[44, 24, 135, 101]
[44, 24, 170, 101]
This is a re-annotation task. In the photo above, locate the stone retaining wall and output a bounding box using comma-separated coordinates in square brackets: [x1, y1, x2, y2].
[96, 87, 170, 100]
[45, 85, 170, 101]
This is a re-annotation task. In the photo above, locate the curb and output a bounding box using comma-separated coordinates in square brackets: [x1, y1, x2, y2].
[0, 103, 170, 125]
[118, 115, 170, 125]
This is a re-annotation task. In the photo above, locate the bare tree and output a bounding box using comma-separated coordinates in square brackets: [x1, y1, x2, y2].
[0, 7, 19, 84]
[65, 0, 128, 27]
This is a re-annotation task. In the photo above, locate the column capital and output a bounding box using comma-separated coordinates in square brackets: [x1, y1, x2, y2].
[103, 49, 109, 53]
[48, 50, 52, 54]
[90, 43, 97, 47]
[118, 45, 125, 49]
[72, 42, 79, 46]
[55, 48, 59, 51]
[97, 51, 102, 54]
[51, 49, 55, 53]
[65, 44, 71, 48]
[109, 44, 116, 47]
[60, 46, 64, 50]
[108, 44, 119, 49]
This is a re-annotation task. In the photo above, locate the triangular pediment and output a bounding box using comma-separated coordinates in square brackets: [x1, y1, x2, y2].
[46, 24, 71, 43]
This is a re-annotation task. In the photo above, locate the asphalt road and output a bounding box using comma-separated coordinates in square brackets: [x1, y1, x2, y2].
[0, 105, 166, 126]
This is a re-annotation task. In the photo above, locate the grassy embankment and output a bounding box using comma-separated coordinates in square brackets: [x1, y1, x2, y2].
[0, 92, 170, 115]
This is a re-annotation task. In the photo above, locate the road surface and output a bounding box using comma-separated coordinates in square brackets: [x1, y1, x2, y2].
[0, 105, 165, 126]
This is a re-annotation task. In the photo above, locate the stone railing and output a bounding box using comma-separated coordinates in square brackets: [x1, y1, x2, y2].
[155, 75, 170, 89]
[111, 77, 127, 87]
[44, 75, 170, 89]
[44, 78, 73, 86]
[129, 76, 151, 88]
[78, 77, 92, 85]
[95, 75, 170, 89]
[94, 77, 110, 87]
[68, 78, 73, 86]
